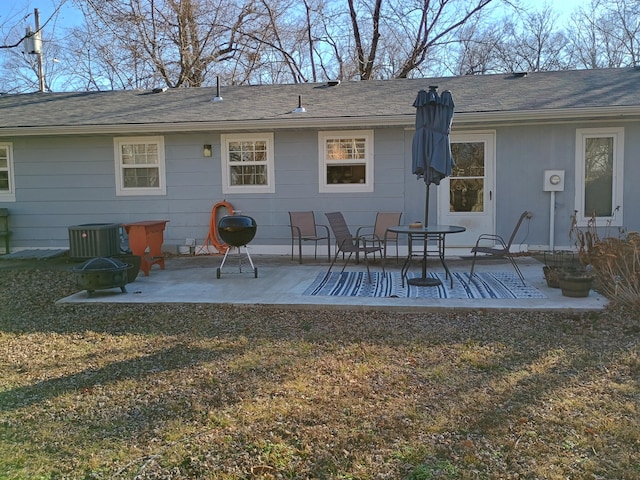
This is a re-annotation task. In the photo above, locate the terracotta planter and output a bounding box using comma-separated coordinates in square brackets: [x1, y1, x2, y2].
[559, 276, 593, 297]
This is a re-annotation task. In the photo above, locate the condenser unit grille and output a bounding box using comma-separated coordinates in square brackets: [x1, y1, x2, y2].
[68, 223, 120, 260]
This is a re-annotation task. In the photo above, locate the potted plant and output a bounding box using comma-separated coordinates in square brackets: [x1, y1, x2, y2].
[557, 211, 597, 297]
[542, 250, 574, 288]
[558, 270, 594, 297]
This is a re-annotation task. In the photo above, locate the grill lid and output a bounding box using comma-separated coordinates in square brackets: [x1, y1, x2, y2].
[218, 215, 257, 247]
[72, 257, 130, 272]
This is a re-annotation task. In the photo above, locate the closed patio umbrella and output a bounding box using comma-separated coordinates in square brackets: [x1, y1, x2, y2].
[409, 86, 455, 287]
[412, 86, 455, 225]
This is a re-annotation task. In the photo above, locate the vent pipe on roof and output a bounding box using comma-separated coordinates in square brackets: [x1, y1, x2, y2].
[327, 80, 340, 87]
[513, 72, 528, 78]
[292, 95, 306, 113]
[213, 76, 223, 102]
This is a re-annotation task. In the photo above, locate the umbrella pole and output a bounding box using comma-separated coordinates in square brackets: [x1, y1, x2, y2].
[407, 182, 442, 288]
[424, 183, 430, 226]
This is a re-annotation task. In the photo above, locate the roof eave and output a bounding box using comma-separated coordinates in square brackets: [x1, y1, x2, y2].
[455, 105, 640, 126]
[1, 106, 639, 137]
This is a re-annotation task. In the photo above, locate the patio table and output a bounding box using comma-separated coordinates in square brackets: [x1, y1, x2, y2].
[388, 225, 465, 287]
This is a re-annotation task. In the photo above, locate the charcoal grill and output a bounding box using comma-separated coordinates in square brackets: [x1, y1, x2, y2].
[216, 215, 258, 278]
[72, 257, 132, 297]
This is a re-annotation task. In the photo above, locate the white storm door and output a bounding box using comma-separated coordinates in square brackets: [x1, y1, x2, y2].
[437, 132, 495, 247]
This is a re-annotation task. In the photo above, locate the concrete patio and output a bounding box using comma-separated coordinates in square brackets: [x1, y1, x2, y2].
[55, 252, 608, 312]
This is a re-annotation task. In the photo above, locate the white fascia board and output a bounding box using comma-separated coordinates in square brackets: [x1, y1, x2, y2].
[0, 116, 413, 136]
[1, 106, 640, 137]
[455, 106, 640, 125]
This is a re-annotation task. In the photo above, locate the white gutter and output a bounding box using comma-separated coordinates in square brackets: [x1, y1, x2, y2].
[1, 106, 640, 137]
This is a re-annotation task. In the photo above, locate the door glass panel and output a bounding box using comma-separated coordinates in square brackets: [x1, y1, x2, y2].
[584, 137, 613, 217]
[450, 142, 485, 212]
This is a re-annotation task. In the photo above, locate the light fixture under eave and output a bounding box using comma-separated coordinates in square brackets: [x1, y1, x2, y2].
[212, 76, 223, 102]
[292, 95, 306, 113]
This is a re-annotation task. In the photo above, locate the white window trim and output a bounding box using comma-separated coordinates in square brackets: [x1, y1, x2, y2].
[318, 130, 374, 193]
[574, 127, 624, 227]
[114, 136, 166, 196]
[0, 142, 15, 202]
[221, 133, 275, 194]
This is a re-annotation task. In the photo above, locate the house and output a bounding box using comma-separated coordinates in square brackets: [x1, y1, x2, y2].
[0, 68, 639, 256]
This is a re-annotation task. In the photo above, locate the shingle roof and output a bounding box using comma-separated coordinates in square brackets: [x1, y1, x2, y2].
[1, 68, 640, 134]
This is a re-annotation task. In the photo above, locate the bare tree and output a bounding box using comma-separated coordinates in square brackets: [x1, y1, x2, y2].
[7, 0, 640, 93]
[71, 0, 252, 89]
[605, 0, 640, 66]
[0, 2, 69, 93]
[449, 19, 504, 75]
[306, 0, 355, 81]
[303, 0, 318, 82]
[567, 0, 640, 69]
[347, 0, 382, 80]
[492, 5, 570, 72]
[315, 0, 500, 80]
[230, 0, 317, 84]
[393, 0, 498, 78]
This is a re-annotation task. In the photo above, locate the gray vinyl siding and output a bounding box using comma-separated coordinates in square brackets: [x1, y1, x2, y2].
[2, 120, 640, 252]
[495, 124, 577, 248]
[623, 122, 640, 232]
[1, 128, 411, 250]
[494, 121, 640, 248]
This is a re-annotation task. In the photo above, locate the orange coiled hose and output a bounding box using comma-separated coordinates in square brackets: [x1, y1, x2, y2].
[199, 200, 234, 254]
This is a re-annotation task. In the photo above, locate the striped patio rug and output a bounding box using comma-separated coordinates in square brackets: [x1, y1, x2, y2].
[304, 271, 546, 299]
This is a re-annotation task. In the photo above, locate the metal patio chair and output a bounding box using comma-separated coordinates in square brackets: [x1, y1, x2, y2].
[289, 211, 331, 264]
[469, 210, 532, 285]
[324, 211, 385, 282]
[356, 211, 403, 262]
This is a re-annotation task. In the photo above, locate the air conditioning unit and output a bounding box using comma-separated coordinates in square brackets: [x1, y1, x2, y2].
[68, 223, 121, 260]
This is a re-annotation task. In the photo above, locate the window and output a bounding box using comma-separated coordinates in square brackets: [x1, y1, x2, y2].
[114, 136, 166, 196]
[449, 140, 486, 213]
[319, 130, 374, 193]
[574, 128, 624, 226]
[221, 133, 275, 194]
[0, 143, 15, 201]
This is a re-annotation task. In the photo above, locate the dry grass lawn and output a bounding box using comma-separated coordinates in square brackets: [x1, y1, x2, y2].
[0, 260, 639, 479]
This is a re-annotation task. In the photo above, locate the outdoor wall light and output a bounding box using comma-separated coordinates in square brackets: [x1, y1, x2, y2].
[203, 145, 212, 157]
